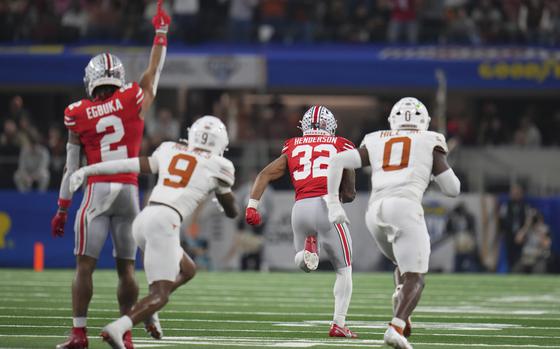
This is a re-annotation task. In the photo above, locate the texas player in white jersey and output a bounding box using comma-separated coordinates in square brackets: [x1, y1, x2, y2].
[326, 97, 460, 349]
[69, 116, 238, 349]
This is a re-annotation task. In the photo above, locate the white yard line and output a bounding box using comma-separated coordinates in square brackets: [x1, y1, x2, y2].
[0, 306, 558, 318]
[0, 334, 558, 348]
[0, 324, 559, 339]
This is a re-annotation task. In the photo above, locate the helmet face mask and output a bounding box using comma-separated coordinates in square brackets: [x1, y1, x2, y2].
[187, 115, 229, 156]
[300, 106, 337, 136]
[388, 97, 431, 131]
[84, 53, 126, 98]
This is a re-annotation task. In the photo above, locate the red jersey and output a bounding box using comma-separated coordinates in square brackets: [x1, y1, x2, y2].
[64, 82, 145, 185]
[282, 135, 355, 201]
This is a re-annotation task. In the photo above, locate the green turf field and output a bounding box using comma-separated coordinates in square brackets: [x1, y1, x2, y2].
[0, 270, 559, 349]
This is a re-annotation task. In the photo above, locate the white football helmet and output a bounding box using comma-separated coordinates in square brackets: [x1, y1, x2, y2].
[300, 105, 337, 135]
[388, 97, 431, 131]
[188, 115, 229, 156]
[84, 53, 126, 97]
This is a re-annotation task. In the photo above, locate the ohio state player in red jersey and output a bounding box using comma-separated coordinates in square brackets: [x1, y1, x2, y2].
[50, 2, 171, 348]
[246, 105, 358, 338]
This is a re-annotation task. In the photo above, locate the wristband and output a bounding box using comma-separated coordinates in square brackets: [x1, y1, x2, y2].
[153, 34, 167, 46]
[58, 199, 71, 209]
[247, 199, 259, 209]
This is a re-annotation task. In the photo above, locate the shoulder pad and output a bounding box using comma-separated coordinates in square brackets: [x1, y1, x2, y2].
[281, 138, 293, 154]
[337, 137, 355, 151]
[359, 132, 378, 148]
[64, 100, 86, 129]
[213, 156, 235, 187]
[429, 131, 448, 153]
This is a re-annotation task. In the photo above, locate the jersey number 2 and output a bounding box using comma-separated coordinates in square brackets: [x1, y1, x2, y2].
[383, 137, 411, 171]
[96, 116, 127, 161]
[164, 154, 198, 188]
[292, 144, 337, 180]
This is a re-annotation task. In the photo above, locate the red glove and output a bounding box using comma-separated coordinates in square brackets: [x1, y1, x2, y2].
[51, 210, 68, 238]
[152, 0, 171, 35]
[51, 199, 71, 238]
[245, 207, 262, 226]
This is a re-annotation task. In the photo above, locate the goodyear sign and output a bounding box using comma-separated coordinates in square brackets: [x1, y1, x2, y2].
[478, 60, 560, 83]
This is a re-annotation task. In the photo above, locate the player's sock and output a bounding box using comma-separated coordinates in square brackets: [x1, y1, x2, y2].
[390, 317, 406, 335]
[112, 315, 133, 333]
[333, 266, 352, 327]
[294, 251, 310, 272]
[73, 317, 87, 328]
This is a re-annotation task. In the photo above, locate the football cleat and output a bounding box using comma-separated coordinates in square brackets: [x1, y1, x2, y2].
[303, 236, 319, 271]
[391, 285, 412, 337]
[384, 325, 413, 349]
[123, 330, 134, 349]
[56, 327, 88, 349]
[144, 312, 163, 340]
[329, 323, 358, 338]
[100, 324, 125, 349]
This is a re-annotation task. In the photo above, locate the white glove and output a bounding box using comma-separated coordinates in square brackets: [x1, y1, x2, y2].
[69, 168, 86, 193]
[325, 196, 349, 225]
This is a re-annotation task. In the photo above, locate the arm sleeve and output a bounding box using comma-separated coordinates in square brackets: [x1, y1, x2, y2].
[58, 143, 81, 202]
[82, 158, 141, 177]
[434, 168, 461, 197]
[326, 149, 362, 200]
[147, 144, 162, 173]
[152, 46, 167, 96]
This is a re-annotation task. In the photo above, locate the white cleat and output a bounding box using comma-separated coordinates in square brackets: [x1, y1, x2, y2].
[384, 325, 413, 349]
[144, 312, 163, 340]
[303, 250, 319, 271]
[303, 236, 319, 271]
[100, 323, 125, 349]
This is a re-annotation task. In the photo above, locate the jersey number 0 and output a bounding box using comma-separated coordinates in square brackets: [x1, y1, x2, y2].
[382, 136, 411, 171]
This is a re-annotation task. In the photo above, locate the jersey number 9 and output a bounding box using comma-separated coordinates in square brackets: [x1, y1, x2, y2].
[163, 154, 198, 188]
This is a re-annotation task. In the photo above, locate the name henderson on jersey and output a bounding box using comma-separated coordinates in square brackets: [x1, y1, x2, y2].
[294, 136, 338, 145]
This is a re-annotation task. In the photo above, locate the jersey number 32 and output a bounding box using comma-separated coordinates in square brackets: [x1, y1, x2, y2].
[291, 144, 337, 180]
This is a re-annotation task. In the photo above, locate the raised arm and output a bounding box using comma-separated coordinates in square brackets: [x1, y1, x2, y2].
[139, 0, 171, 118]
[432, 149, 460, 197]
[51, 131, 81, 238]
[245, 155, 288, 225]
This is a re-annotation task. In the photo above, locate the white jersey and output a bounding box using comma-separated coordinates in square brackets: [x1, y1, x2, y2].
[148, 141, 235, 220]
[360, 130, 448, 204]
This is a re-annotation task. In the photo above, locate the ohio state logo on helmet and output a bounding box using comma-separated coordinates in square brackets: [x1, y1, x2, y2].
[300, 105, 337, 136]
[83, 53, 126, 97]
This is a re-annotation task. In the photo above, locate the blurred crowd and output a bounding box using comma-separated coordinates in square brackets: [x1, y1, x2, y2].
[1, 93, 559, 192]
[0, 0, 559, 45]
